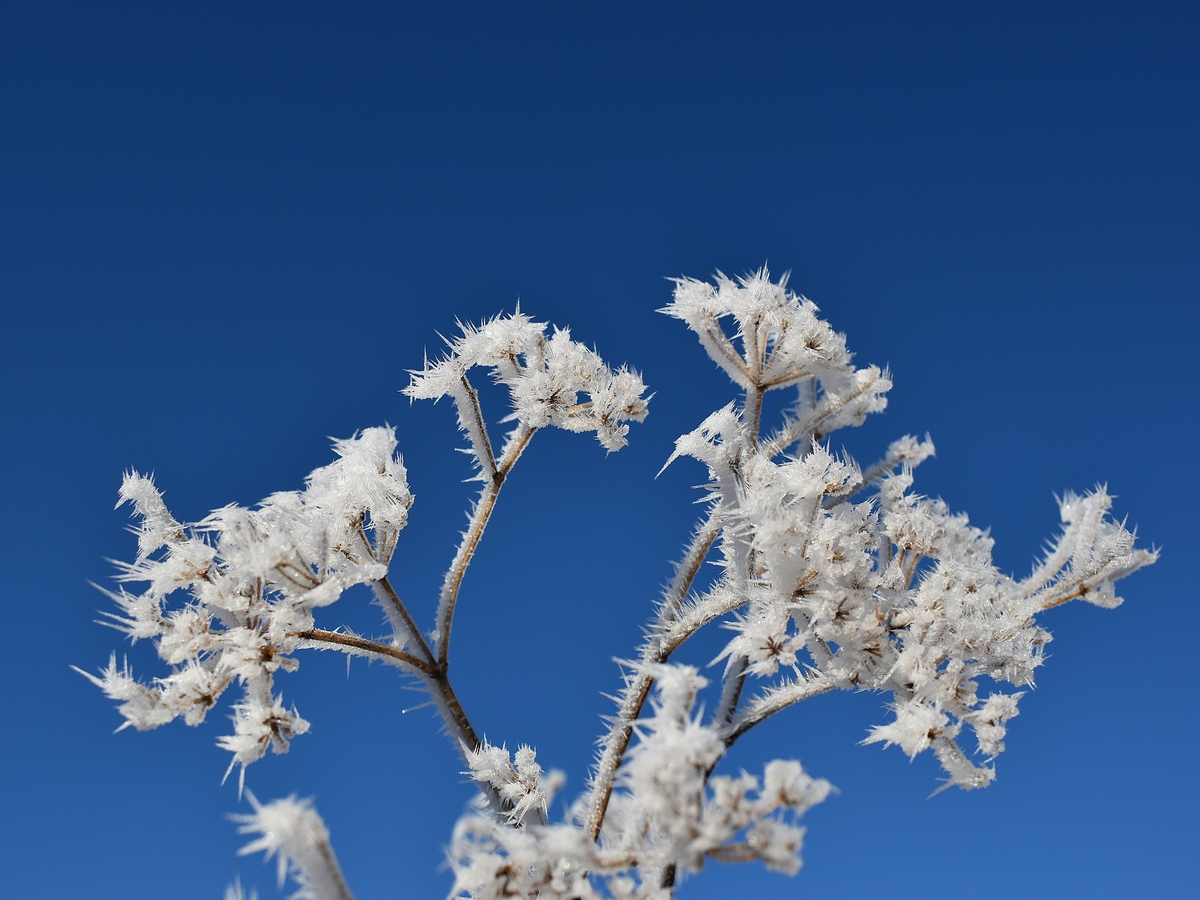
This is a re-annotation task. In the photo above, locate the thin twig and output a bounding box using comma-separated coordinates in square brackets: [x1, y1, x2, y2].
[371, 576, 435, 666]
[759, 370, 885, 460]
[453, 375, 497, 479]
[436, 424, 536, 667]
[656, 518, 720, 628]
[291, 628, 435, 675]
[586, 673, 655, 840]
[702, 321, 755, 386]
[428, 665, 483, 752]
[746, 384, 766, 449]
[314, 839, 356, 900]
[589, 582, 751, 838]
[586, 516, 722, 840]
[712, 655, 748, 729]
[723, 674, 835, 746]
[294, 628, 498, 811]
[709, 384, 764, 732]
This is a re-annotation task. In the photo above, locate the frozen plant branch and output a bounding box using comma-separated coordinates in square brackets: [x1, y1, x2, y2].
[404, 312, 648, 668]
[235, 794, 354, 900]
[585, 513, 721, 839]
[370, 576, 435, 667]
[83, 268, 1155, 900]
[291, 627, 434, 674]
[432, 421, 536, 668]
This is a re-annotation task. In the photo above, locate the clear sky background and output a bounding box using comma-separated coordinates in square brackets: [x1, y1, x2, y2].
[1, 3, 1196, 898]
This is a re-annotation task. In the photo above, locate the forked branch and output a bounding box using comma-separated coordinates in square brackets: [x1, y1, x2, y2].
[435, 420, 536, 668]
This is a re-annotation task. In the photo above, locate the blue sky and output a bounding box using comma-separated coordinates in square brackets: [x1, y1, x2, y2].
[1, 2, 1196, 898]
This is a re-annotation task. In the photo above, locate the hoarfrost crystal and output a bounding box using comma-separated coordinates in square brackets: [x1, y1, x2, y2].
[82, 272, 1155, 900]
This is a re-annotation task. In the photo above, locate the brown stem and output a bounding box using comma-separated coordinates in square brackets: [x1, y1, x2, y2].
[430, 664, 482, 752]
[1040, 581, 1097, 610]
[713, 655, 748, 729]
[703, 321, 755, 385]
[292, 629, 435, 675]
[456, 374, 497, 477]
[294, 629, 492, 806]
[314, 838, 356, 900]
[656, 520, 720, 627]
[661, 862, 677, 892]
[587, 674, 655, 840]
[904, 552, 923, 589]
[373, 576, 435, 666]
[746, 384, 766, 449]
[723, 676, 835, 747]
[586, 517, 722, 840]
[436, 425, 536, 667]
[759, 370, 884, 460]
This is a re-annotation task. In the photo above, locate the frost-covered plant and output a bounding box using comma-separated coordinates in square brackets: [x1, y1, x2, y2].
[81, 269, 1155, 899]
[234, 794, 352, 900]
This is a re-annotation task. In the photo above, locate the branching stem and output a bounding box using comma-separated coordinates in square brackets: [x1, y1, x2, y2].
[723, 675, 835, 746]
[372, 576, 435, 667]
[293, 625, 481, 747]
[585, 515, 721, 840]
[713, 655, 748, 729]
[746, 384, 766, 448]
[452, 375, 497, 479]
[588, 379, 766, 844]
[436, 422, 536, 668]
[292, 628, 434, 675]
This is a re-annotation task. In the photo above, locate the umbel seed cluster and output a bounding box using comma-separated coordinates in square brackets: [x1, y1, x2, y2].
[82, 268, 1154, 900]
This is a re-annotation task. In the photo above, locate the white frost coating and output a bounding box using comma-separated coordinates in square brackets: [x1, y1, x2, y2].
[653, 270, 1156, 794]
[661, 267, 853, 393]
[76, 427, 413, 782]
[81, 270, 1156, 899]
[404, 311, 649, 453]
[448, 666, 830, 899]
[402, 309, 650, 670]
[235, 794, 354, 900]
[464, 741, 562, 826]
